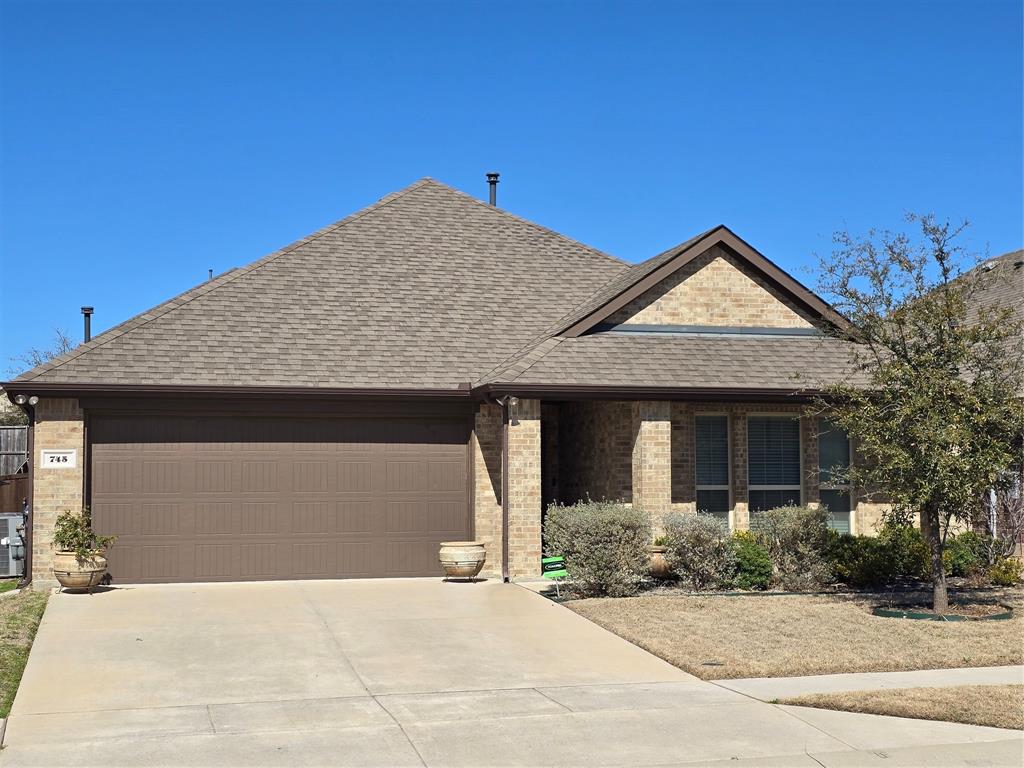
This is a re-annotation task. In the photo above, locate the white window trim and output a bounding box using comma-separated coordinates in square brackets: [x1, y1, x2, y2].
[747, 413, 803, 514]
[694, 411, 732, 528]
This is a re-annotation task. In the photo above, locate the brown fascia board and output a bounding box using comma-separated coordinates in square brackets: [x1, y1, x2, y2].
[474, 383, 824, 402]
[560, 227, 848, 338]
[0, 381, 473, 401]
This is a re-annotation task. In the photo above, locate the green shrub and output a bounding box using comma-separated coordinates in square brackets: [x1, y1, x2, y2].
[877, 522, 931, 579]
[987, 557, 1024, 586]
[543, 501, 651, 597]
[943, 531, 989, 577]
[751, 505, 833, 590]
[827, 523, 932, 588]
[828, 532, 888, 587]
[663, 513, 736, 591]
[732, 531, 773, 590]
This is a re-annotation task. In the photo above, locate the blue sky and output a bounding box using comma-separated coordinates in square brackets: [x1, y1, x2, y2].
[1, 0, 1021, 371]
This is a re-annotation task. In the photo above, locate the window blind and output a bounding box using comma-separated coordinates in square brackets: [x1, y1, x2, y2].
[747, 416, 801, 486]
[695, 415, 729, 486]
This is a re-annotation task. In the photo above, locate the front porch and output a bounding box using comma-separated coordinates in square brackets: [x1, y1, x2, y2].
[474, 398, 885, 579]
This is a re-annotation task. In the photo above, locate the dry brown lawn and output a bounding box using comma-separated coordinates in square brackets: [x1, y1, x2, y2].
[781, 684, 1024, 730]
[568, 589, 1023, 680]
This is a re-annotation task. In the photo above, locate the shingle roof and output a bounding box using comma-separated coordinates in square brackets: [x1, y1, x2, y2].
[12, 179, 628, 389]
[494, 332, 868, 390]
[965, 249, 1024, 327]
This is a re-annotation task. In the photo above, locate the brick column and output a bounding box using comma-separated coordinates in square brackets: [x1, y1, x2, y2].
[32, 398, 85, 589]
[671, 403, 696, 513]
[631, 401, 672, 535]
[473, 404, 503, 578]
[732, 410, 749, 530]
[801, 413, 820, 506]
[507, 398, 542, 578]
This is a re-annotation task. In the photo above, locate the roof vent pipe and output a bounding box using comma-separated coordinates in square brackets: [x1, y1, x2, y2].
[81, 306, 94, 343]
[486, 172, 499, 206]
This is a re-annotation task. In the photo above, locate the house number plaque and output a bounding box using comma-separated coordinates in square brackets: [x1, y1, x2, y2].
[41, 449, 77, 469]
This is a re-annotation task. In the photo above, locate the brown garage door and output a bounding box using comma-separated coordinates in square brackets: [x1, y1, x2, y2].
[90, 413, 470, 583]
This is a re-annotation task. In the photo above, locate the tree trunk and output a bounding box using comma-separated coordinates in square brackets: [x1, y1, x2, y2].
[921, 511, 949, 614]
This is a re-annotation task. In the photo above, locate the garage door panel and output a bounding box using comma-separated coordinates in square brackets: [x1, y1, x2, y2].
[196, 461, 235, 494]
[338, 501, 375, 534]
[241, 503, 278, 535]
[240, 543, 277, 579]
[195, 502, 236, 535]
[91, 413, 470, 583]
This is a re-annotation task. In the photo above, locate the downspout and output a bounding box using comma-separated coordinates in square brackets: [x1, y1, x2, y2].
[500, 399, 510, 583]
[17, 403, 35, 589]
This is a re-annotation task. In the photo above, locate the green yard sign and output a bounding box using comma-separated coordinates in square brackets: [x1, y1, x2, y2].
[541, 556, 567, 580]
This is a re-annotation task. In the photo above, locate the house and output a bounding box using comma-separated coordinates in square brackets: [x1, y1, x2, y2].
[7, 177, 892, 587]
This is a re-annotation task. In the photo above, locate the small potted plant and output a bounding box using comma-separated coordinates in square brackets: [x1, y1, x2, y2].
[650, 535, 671, 580]
[52, 508, 115, 591]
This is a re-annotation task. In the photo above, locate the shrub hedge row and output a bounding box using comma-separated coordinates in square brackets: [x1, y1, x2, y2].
[543, 501, 1023, 596]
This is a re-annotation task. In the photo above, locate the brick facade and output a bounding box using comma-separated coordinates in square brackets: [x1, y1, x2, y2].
[557, 401, 632, 504]
[31, 397, 84, 589]
[506, 398, 542, 578]
[609, 245, 815, 329]
[24, 395, 891, 589]
[472, 403, 503, 578]
[631, 401, 672, 534]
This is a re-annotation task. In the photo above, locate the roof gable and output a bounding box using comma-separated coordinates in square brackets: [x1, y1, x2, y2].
[606, 244, 817, 329]
[557, 226, 844, 338]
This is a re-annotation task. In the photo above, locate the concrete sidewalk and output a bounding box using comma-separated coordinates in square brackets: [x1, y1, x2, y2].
[2, 580, 1021, 767]
[718, 664, 1024, 700]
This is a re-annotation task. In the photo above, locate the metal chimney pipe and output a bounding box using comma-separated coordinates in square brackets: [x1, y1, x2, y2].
[486, 172, 499, 206]
[81, 306, 94, 343]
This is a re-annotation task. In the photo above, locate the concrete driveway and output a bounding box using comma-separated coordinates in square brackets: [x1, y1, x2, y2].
[2, 580, 1021, 767]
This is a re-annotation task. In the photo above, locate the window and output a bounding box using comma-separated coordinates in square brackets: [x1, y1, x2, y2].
[748, 416, 801, 514]
[819, 419, 852, 533]
[695, 415, 730, 523]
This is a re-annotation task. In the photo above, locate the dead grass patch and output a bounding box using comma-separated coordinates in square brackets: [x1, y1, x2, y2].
[0, 590, 48, 717]
[781, 684, 1024, 730]
[567, 589, 1022, 680]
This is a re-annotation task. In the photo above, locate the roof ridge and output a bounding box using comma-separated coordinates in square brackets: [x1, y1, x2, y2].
[417, 177, 627, 268]
[503, 337, 566, 383]
[14, 179, 435, 382]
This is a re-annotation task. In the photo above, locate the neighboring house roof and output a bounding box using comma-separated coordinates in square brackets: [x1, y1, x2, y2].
[7, 178, 865, 397]
[964, 249, 1024, 395]
[964, 249, 1024, 327]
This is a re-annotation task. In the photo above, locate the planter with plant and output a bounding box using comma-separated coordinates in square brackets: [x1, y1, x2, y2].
[52, 508, 115, 591]
[649, 536, 671, 580]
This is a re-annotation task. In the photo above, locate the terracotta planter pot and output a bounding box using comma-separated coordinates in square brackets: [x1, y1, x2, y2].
[439, 541, 486, 580]
[649, 545, 671, 580]
[53, 551, 107, 591]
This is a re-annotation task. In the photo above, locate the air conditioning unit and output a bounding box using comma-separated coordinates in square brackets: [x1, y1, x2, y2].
[0, 514, 25, 578]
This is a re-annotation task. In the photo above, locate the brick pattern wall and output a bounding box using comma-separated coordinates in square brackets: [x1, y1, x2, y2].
[609, 245, 815, 328]
[32, 398, 84, 588]
[670, 403, 696, 512]
[631, 401, 672, 534]
[557, 401, 632, 504]
[472, 404, 503, 577]
[507, 398, 541, 578]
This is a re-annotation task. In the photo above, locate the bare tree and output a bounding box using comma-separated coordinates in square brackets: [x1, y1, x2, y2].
[7, 328, 74, 376]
